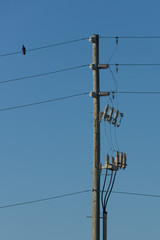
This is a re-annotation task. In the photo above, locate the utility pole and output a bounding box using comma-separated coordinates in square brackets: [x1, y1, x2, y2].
[89, 34, 126, 240]
[89, 34, 109, 240]
[90, 34, 100, 240]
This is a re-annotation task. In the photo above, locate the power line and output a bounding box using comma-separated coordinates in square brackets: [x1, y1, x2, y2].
[0, 190, 90, 209]
[0, 37, 89, 58]
[0, 90, 159, 114]
[0, 92, 89, 112]
[0, 189, 159, 210]
[110, 63, 160, 66]
[115, 91, 160, 94]
[1, 63, 160, 86]
[101, 36, 160, 39]
[0, 64, 89, 85]
[112, 190, 160, 198]
[27, 37, 89, 52]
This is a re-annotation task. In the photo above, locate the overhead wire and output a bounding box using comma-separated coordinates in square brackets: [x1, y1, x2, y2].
[0, 90, 159, 114]
[101, 39, 119, 212]
[112, 190, 160, 198]
[115, 91, 160, 94]
[106, 39, 120, 154]
[0, 190, 90, 209]
[0, 64, 90, 85]
[0, 92, 89, 113]
[108, 68, 121, 152]
[110, 63, 160, 66]
[107, 38, 118, 64]
[100, 36, 160, 39]
[2, 35, 160, 58]
[101, 168, 108, 210]
[0, 37, 89, 58]
[109, 123, 116, 153]
[103, 123, 113, 153]
[104, 83, 115, 154]
[114, 126, 120, 152]
[104, 171, 117, 208]
[0, 189, 159, 210]
[102, 171, 113, 211]
[1, 63, 160, 87]
[108, 67, 119, 109]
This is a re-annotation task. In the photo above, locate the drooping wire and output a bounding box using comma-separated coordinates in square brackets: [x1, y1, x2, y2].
[104, 171, 117, 208]
[108, 77, 121, 152]
[108, 67, 119, 109]
[106, 39, 120, 153]
[107, 38, 118, 64]
[102, 170, 113, 211]
[101, 37, 119, 210]
[101, 168, 108, 210]
[106, 93, 117, 154]
[109, 123, 116, 153]
[103, 122, 113, 154]
[108, 57, 121, 153]
[114, 126, 120, 152]
[108, 67, 118, 92]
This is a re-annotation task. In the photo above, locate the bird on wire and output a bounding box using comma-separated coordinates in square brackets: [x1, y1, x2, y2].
[22, 45, 26, 55]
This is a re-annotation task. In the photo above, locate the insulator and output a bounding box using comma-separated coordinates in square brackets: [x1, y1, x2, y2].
[102, 105, 109, 120]
[112, 110, 119, 125]
[115, 151, 119, 166]
[111, 156, 114, 164]
[122, 153, 127, 169]
[102, 154, 109, 169]
[116, 113, 124, 127]
[106, 154, 109, 164]
[119, 152, 123, 168]
[107, 107, 114, 122]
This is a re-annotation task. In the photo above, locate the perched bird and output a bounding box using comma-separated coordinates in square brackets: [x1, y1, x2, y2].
[22, 45, 26, 55]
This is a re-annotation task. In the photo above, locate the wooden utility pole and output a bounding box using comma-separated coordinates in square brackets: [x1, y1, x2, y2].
[90, 34, 100, 240]
[89, 34, 126, 240]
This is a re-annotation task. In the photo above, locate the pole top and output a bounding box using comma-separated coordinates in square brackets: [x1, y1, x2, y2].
[89, 34, 99, 43]
[93, 34, 99, 37]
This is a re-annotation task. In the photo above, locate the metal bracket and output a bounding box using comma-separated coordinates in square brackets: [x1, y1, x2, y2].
[89, 92, 98, 98]
[89, 64, 109, 70]
[103, 164, 118, 171]
[91, 187, 96, 192]
[89, 91, 110, 98]
[101, 160, 119, 171]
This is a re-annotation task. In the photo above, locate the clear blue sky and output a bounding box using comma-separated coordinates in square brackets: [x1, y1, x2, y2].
[0, 0, 160, 239]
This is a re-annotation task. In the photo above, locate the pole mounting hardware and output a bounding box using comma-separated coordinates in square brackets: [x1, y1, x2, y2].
[91, 187, 96, 192]
[101, 152, 127, 171]
[89, 64, 109, 70]
[89, 91, 110, 98]
[101, 104, 124, 127]
[89, 36, 97, 43]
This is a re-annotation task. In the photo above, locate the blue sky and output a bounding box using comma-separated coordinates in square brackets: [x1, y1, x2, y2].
[0, 0, 160, 239]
